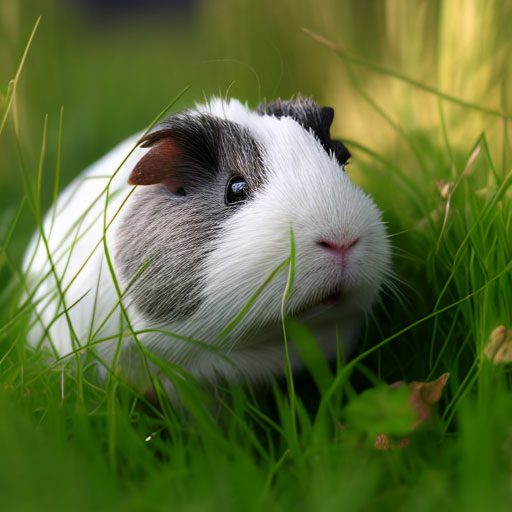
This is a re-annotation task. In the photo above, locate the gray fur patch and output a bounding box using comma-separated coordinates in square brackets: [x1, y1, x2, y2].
[114, 114, 265, 323]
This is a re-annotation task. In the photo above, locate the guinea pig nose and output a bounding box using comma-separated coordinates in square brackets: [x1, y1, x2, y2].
[317, 238, 360, 255]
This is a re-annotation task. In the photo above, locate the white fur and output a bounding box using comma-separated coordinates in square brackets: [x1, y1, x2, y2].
[23, 98, 390, 392]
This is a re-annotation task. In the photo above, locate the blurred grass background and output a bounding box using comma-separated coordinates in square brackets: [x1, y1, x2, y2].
[1, 0, 511, 254]
[1, 0, 512, 510]
[1, 0, 510, 226]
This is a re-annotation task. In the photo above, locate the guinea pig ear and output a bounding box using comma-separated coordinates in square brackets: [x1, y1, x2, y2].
[128, 116, 221, 192]
[256, 97, 335, 140]
[257, 97, 350, 165]
[128, 137, 183, 189]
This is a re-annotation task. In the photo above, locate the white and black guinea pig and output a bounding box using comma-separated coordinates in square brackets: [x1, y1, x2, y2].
[24, 97, 391, 394]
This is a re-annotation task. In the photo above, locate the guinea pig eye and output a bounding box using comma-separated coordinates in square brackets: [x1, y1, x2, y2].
[225, 176, 249, 206]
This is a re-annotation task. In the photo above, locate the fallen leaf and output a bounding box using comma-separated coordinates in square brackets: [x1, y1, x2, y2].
[462, 144, 481, 176]
[374, 434, 411, 451]
[436, 180, 453, 200]
[409, 372, 450, 427]
[374, 433, 390, 450]
[375, 373, 450, 451]
[397, 438, 411, 449]
[484, 325, 512, 364]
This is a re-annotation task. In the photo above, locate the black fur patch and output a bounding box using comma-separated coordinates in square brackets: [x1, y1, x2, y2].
[256, 97, 351, 166]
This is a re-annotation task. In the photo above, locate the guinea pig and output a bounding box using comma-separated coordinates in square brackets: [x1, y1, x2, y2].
[23, 97, 391, 395]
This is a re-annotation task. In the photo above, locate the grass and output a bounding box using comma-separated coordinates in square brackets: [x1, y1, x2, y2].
[1, 1, 512, 510]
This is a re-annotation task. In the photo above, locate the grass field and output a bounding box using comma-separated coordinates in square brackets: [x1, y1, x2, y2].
[1, 1, 512, 510]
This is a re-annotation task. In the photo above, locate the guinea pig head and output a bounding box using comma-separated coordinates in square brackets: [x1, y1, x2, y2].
[115, 98, 391, 344]
[197, 98, 392, 337]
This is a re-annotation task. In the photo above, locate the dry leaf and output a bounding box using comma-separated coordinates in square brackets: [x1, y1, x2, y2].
[374, 434, 411, 451]
[409, 372, 450, 427]
[436, 180, 453, 200]
[374, 433, 390, 450]
[462, 145, 481, 176]
[484, 325, 512, 364]
[375, 373, 450, 450]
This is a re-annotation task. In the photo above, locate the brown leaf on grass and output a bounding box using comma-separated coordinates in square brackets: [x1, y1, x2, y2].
[409, 372, 450, 427]
[484, 326, 512, 364]
[376, 373, 450, 451]
[374, 433, 390, 450]
[462, 144, 481, 176]
[390, 373, 449, 427]
[374, 433, 411, 451]
[436, 180, 453, 200]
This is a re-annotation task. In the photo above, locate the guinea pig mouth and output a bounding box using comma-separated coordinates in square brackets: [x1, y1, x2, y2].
[320, 293, 342, 306]
[294, 290, 344, 321]
[293, 287, 347, 319]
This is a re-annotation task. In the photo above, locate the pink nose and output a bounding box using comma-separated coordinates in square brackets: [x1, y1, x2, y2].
[317, 238, 360, 255]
